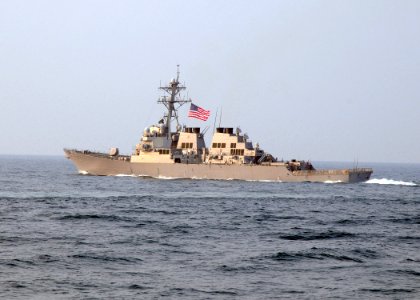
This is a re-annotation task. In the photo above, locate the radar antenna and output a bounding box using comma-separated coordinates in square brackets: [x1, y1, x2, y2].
[157, 65, 191, 136]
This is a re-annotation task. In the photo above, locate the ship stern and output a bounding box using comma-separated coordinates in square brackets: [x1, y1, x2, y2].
[348, 168, 373, 183]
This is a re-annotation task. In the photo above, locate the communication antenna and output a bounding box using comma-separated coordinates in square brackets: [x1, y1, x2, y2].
[202, 126, 209, 136]
[218, 107, 223, 127]
[176, 64, 180, 81]
[212, 108, 218, 134]
[353, 156, 359, 170]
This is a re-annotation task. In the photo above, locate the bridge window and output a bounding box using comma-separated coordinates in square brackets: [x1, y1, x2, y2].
[230, 143, 236, 148]
[212, 143, 226, 148]
[181, 142, 193, 149]
[158, 149, 170, 155]
[231, 149, 244, 155]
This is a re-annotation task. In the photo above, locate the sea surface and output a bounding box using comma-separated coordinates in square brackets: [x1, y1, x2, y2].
[0, 156, 419, 299]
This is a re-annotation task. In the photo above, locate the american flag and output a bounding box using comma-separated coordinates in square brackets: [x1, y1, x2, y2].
[188, 103, 210, 121]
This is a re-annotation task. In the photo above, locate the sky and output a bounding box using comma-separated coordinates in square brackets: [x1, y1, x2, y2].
[1, 0, 419, 163]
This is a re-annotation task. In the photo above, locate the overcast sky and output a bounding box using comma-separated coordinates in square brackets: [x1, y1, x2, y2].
[1, 0, 419, 163]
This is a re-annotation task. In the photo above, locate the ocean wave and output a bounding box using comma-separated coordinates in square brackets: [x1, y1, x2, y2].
[365, 178, 417, 186]
[57, 214, 133, 222]
[385, 216, 420, 225]
[334, 218, 375, 225]
[128, 284, 150, 290]
[70, 254, 142, 264]
[350, 248, 381, 259]
[0, 195, 155, 202]
[278, 229, 356, 241]
[359, 288, 414, 295]
[389, 269, 420, 277]
[217, 264, 265, 273]
[166, 287, 239, 296]
[254, 214, 305, 223]
[1, 254, 61, 266]
[270, 248, 364, 263]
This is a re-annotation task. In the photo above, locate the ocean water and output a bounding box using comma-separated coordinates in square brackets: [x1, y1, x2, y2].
[0, 156, 419, 299]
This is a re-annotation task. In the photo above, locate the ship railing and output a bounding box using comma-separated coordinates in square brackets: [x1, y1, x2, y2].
[70, 149, 130, 161]
[349, 168, 373, 173]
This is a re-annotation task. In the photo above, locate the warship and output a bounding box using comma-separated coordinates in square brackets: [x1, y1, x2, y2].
[64, 68, 373, 183]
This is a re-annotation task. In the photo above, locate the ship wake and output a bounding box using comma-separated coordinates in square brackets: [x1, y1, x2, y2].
[365, 178, 417, 186]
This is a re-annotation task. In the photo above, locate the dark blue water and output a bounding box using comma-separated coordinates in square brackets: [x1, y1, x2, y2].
[1, 156, 419, 299]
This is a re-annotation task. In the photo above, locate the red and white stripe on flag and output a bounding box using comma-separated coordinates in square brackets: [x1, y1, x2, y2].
[188, 103, 210, 121]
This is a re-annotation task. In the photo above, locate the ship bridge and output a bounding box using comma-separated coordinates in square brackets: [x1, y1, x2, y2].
[208, 127, 264, 164]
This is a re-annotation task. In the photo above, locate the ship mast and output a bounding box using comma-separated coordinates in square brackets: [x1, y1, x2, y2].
[158, 65, 190, 136]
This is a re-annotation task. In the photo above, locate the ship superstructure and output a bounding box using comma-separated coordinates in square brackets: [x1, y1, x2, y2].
[64, 68, 372, 183]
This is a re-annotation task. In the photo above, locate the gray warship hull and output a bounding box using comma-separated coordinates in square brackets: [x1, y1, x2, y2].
[64, 149, 372, 183]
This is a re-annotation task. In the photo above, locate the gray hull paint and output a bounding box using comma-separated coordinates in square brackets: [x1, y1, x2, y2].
[64, 150, 372, 183]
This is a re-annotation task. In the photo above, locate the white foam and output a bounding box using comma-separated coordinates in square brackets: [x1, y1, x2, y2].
[136, 174, 152, 178]
[365, 178, 417, 186]
[324, 180, 343, 184]
[191, 176, 207, 180]
[78, 170, 89, 175]
[157, 175, 181, 180]
[114, 174, 136, 177]
[246, 179, 282, 183]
